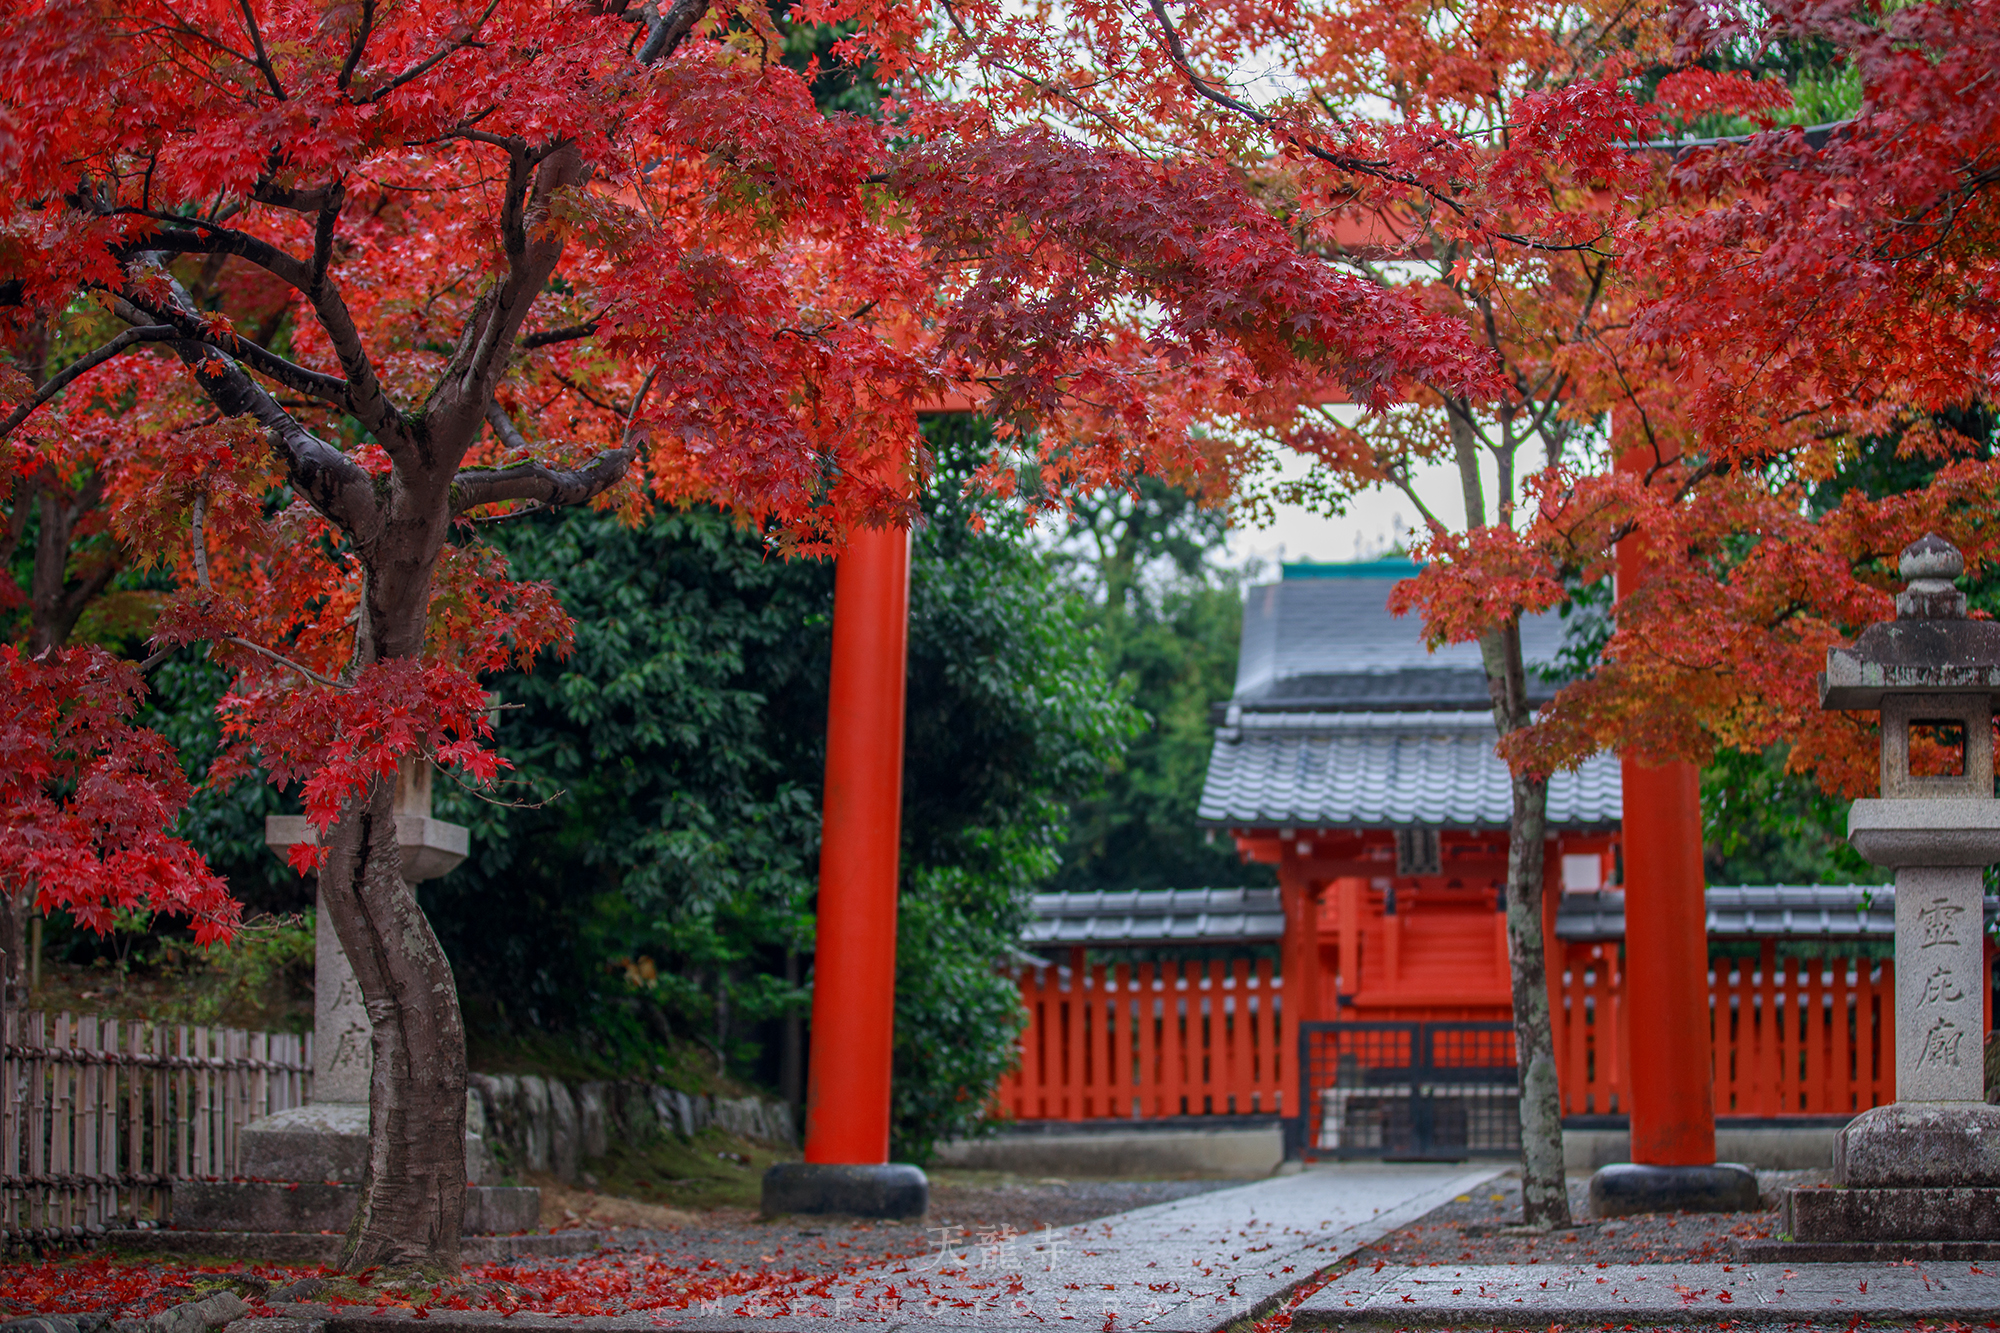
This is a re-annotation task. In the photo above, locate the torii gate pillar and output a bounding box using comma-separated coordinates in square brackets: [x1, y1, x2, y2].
[761, 523, 928, 1219]
[1589, 444, 1757, 1216]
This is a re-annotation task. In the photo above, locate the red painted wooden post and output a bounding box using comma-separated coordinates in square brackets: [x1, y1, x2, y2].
[1136, 962, 1158, 1118]
[1255, 957, 1277, 1113]
[1062, 952, 1082, 1120]
[1096, 960, 1116, 1118]
[1808, 957, 1830, 1112]
[1081, 962, 1097, 1118]
[1832, 952, 1853, 1114]
[803, 524, 910, 1167]
[1878, 957, 1897, 1109]
[1562, 945, 1587, 1114]
[1281, 872, 1322, 1122]
[1718, 956, 1741, 1115]
[1337, 879, 1361, 999]
[1617, 439, 1721, 1168]
[1120, 960, 1136, 1112]
[1607, 945, 1626, 1114]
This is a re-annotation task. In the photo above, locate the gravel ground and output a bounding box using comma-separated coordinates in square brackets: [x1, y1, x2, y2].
[534, 1166, 1811, 1277]
[569, 1173, 1245, 1279]
[566, 1163, 1811, 1283]
[1337, 1168, 1827, 1268]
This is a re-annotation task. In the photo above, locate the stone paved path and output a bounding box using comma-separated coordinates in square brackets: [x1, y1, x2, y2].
[663, 1162, 1507, 1330]
[1291, 1259, 2000, 1327]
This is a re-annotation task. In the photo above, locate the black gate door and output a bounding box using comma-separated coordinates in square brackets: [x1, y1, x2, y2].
[1297, 1021, 1520, 1160]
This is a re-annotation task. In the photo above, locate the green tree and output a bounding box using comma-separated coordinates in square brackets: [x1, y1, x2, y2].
[1048, 479, 1274, 894]
[891, 449, 1141, 1157]
[413, 422, 1136, 1158]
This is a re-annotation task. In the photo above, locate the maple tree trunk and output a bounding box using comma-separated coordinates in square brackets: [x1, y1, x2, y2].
[1481, 619, 1572, 1231]
[318, 758, 469, 1275]
[315, 505, 471, 1275]
[0, 890, 24, 1008]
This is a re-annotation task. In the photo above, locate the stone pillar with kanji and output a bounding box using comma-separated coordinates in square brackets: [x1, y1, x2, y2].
[1778, 533, 2000, 1254]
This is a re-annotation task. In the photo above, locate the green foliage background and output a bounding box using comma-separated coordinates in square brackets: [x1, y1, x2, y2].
[405, 423, 1139, 1161]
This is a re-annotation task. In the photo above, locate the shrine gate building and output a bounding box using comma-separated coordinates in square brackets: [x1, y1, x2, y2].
[1000, 558, 1930, 1160]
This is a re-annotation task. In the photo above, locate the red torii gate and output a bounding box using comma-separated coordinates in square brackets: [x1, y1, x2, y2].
[761, 411, 960, 1218]
[764, 291, 1739, 1218]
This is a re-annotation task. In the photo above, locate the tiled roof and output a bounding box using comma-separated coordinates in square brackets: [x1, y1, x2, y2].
[1197, 711, 1622, 830]
[1022, 888, 1284, 946]
[1553, 884, 1994, 940]
[1234, 576, 1572, 707]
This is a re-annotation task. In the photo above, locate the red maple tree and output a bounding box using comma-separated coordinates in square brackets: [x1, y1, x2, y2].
[932, 0, 1998, 1225]
[0, 0, 1518, 1272]
[932, 0, 1701, 1226]
[1457, 0, 2000, 793]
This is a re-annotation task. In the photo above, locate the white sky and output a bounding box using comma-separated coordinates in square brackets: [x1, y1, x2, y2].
[1220, 443, 1507, 578]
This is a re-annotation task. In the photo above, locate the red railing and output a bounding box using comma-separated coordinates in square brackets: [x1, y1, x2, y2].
[1003, 940, 1949, 1125]
[1550, 941, 1902, 1118]
[1002, 956, 1286, 1121]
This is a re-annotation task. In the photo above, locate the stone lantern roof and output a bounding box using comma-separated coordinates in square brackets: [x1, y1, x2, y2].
[1820, 534, 2000, 708]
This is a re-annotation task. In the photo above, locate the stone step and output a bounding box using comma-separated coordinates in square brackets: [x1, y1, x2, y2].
[1787, 1183, 2000, 1242]
[1292, 1260, 2000, 1327]
[169, 1183, 539, 1236]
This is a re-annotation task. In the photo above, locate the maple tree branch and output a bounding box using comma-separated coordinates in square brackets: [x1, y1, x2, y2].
[112, 202, 398, 437]
[627, 367, 660, 427]
[355, 0, 503, 103]
[189, 493, 212, 589]
[449, 141, 588, 406]
[0, 325, 178, 440]
[295, 188, 398, 438]
[638, 0, 706, 63]
[1383, 458, 1448, 535]
[119, 289, 352, 407]
[521, 323, 601, 349]
[483, 400, 531, 453]
[337, 0, 376, 90]
[1146, 2, 1616, 258]
[309, 182, 343, 290]
[110, 274, 376, 536]
[1145, 0, 1275, 127]
[111, 210, 312, 287]
[224, 634, 343, 687]
[235, 0, 286, 100]
[249, 181, 341, 214]
[448, 446, 635, 517]
[938, 0, 1169, 157]
[429, 753, 564, 809]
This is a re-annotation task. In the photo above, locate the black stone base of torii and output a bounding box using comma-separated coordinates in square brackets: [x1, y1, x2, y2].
[761, 1162, 929, 1219]
[1588, 1162, 1760, 1218]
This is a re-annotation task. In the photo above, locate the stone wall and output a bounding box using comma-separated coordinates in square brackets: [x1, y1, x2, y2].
[469, 1073, 795, 1182]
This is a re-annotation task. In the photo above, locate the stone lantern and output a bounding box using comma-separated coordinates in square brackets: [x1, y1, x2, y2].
[168, 760, 537, 1249]
[263, 758, 470, 1117]
[1790, 533, 2000, 1251]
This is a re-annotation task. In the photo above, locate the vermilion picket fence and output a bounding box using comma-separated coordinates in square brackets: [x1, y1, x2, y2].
[1546, 941, 1902, 1117]
[1002, 956, 1286, 1122]
[1004, 942, 1933, 1125]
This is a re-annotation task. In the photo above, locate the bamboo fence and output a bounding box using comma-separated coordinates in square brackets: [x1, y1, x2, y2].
[1, 1007, 310, 1247]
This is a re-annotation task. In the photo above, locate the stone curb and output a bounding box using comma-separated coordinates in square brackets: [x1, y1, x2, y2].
[1290, 1261, 2000, 1328]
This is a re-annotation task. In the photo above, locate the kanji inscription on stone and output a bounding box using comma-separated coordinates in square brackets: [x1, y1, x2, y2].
[1916, 898, 1965, 948]
[1920, 965, 1965, 1005]
[1894, 867, 1986, 1101]
[1918, 1016, 1967, 1069]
